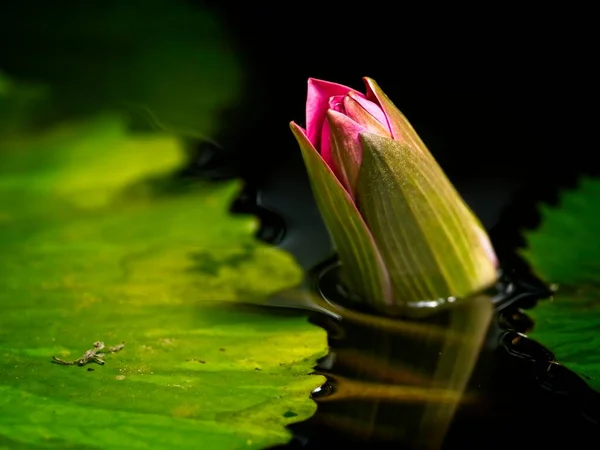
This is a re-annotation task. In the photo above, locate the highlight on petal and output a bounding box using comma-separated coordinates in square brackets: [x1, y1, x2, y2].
[326, 110, 367, 197]
[306, 78, 362, 151]
[345, 92, 390, 134]
[328, 94, 346, 113]
[319, 118, 334, 168]
[290, 122, 393, 308]
[362, 77, 434, 159]
[356, 132, 497, 315]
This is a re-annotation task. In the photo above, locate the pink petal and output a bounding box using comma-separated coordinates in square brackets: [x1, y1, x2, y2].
[316, 94, 348, 167]
[328, 94, 346, 114]
[346, 92, 390, 131]
[363, 77, 394, 136]
[363, 77, 382, 106]
[306, 78, 363, 152]
[319, 119, 333, 168]
[343, 94, 391, 137]
[327, 110, 366, 197]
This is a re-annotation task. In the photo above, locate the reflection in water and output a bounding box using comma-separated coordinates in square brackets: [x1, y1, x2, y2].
[267, 260, 600, 450]
[305, 265, 494, 450]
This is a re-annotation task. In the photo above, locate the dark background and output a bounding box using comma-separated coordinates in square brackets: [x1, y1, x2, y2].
[209, 1, 596, 185]
[195, 1, 598, 267]
[1, 1, 596, 261]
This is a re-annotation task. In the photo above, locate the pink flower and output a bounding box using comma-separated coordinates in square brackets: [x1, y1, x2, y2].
[290, 77, 498, 316]
[303, 78, 393, 197]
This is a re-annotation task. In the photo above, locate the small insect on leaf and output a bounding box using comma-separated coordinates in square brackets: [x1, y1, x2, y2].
[52, 341, 125, 367]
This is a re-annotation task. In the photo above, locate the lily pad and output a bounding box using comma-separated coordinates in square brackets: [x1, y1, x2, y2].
[0, 113, 327, 448]
[521, 177, 600, 391]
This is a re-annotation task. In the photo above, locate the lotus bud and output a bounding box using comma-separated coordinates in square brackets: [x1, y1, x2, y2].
[290, 77, 497, 316]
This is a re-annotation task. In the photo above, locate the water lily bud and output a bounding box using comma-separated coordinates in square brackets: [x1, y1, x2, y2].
[290, 77, 498, 317]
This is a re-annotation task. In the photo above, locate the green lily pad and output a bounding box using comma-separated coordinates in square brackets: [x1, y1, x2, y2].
[0, 113, 327, 448]
[521, 177, 600, 391]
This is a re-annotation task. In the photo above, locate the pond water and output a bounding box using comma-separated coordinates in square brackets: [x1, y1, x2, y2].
[269, 258, 600, 449]
[189, 144, 600, 449]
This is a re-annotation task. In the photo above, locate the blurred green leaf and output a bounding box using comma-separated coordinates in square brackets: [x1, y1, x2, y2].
[0, 112, 327, 448]
[0, 0, 242, 137]
[521, 177, 600, 391]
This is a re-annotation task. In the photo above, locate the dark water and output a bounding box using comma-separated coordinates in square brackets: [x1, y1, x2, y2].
[269, 260, 600, 449]
[182, 142, 600, 448]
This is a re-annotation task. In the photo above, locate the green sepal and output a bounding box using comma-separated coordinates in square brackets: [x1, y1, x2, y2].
[364, 77, 436, 161]
[290, 123, 392, 308]
[356, 133, 497, 312]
